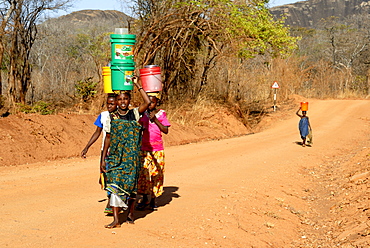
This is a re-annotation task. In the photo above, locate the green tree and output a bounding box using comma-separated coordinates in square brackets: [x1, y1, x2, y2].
[131, 0, 298, 99]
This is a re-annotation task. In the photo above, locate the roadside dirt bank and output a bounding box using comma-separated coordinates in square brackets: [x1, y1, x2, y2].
[0, 105, 253, 167]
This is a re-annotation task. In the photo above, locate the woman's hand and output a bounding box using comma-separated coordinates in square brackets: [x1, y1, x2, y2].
[81, 148, 88, 158]
[100, 161, 107, 173]
[149, 111, 157, 122]
[132, 76, 140, 89]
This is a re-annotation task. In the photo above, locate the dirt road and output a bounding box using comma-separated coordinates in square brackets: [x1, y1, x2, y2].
[0, 100, 369, 247]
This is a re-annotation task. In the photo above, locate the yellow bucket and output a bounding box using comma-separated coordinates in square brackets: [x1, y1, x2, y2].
[102, 67, 113, 93]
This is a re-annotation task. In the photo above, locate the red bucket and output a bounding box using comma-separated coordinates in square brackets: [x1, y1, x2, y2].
[139, 66, 162, 92]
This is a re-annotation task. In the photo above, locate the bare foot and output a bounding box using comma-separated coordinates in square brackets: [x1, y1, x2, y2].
[104, 221, 121, 229]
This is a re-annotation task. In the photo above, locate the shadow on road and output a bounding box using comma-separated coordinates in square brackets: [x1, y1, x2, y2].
[131, 186, 180, 222]
[294, 141, 312, 147]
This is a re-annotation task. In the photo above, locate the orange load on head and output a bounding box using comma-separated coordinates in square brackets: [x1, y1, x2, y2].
[300, 102, 308, 111]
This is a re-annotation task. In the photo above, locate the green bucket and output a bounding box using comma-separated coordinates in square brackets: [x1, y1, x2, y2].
[110, 34, 136, 65]
[111, 64, 135, 91]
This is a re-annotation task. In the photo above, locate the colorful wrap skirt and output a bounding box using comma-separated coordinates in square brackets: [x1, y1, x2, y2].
[105, 119, 142, 204]
[137, 150, 165, 198]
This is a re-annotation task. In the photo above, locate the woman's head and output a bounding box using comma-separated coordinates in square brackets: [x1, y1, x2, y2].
[302, 111, 307, 116]
[147, 92, 160, 111]
[148, 95, 158, 111]
[116, 91, 131, 110]
[106, 94, 117, 112]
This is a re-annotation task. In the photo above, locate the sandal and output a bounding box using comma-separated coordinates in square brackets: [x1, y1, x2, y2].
[136, 202, 149, 211]
[126, 214, 135, 224]
[149, 199, 157, 211]
[149, 204, 158, 211]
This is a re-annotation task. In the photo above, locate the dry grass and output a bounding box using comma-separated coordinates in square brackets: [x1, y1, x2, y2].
[165, 95, 219, 126]
[3, 52, 370, 119]
[159, 55, 369, 129]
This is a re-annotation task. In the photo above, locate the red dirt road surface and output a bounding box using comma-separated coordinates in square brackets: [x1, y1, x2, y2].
[0, 99, 369, 247]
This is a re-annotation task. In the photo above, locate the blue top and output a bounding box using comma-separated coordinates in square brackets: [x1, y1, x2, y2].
[94, 113, 103, 128]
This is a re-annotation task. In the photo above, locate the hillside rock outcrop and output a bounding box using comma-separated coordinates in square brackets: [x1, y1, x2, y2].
[270, 0, 370, 27]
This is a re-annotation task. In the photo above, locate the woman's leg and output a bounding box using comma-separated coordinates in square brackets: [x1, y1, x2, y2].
[127, 196, 136, 223]
[149, 150, 164, 211]
[105, 206, 121, 228]
[149, 195, 157, 210]
[140, 194, 148, 204]
[136, 194, 150, 210]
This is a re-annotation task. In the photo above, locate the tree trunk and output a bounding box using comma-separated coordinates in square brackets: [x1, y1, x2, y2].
[0, 43, 3, 95]
[367, 68, 370, 96]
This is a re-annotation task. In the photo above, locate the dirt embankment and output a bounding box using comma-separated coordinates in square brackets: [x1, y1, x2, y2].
[300, 144, 370, 247]
[0, 106, 253, 167]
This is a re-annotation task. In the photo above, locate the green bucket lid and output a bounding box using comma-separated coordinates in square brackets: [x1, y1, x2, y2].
[110, 34, 136, 39]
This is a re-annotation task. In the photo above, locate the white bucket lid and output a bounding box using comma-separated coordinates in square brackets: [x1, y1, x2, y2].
[144, 65, 159, 68]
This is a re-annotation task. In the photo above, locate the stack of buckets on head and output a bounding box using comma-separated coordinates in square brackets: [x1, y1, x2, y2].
[103, 28, 162, 95]
[103, 28, 136, 93]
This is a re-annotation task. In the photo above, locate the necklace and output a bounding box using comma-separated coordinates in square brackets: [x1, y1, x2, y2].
[117, 110, 128, 119]
[117, 110, 128, 116]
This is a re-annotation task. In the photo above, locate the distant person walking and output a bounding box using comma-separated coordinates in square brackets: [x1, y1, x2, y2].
[100, 77, 150, 228]
[136, 93, 171, 211]
[296, 108, 312, 147]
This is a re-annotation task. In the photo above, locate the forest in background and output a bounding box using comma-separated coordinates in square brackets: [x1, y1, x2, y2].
[0, 0, 369, 127]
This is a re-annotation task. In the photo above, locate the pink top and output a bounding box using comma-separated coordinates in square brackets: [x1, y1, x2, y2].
[139, 109, 171, 151]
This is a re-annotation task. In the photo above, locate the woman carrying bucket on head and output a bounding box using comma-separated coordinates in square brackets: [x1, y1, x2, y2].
[135, 65, 169, 211]
[136, 91, 170, 211]
[296, 102, 312, 147]
[100, 76, 151, 228]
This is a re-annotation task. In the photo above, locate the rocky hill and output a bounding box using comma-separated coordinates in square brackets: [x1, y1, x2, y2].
[53, 2, 370, 29]
[51, 1, 370, 30]
[270, 0, 370, 27]
[56, 9, 134, 26]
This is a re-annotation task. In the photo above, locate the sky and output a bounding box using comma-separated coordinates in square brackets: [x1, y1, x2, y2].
[56, 0, 305, 16]
[269, 0, 305, 7]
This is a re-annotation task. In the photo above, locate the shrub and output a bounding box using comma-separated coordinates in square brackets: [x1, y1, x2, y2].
[74, 77, 98, 102]
[17, 101, 55, 115]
